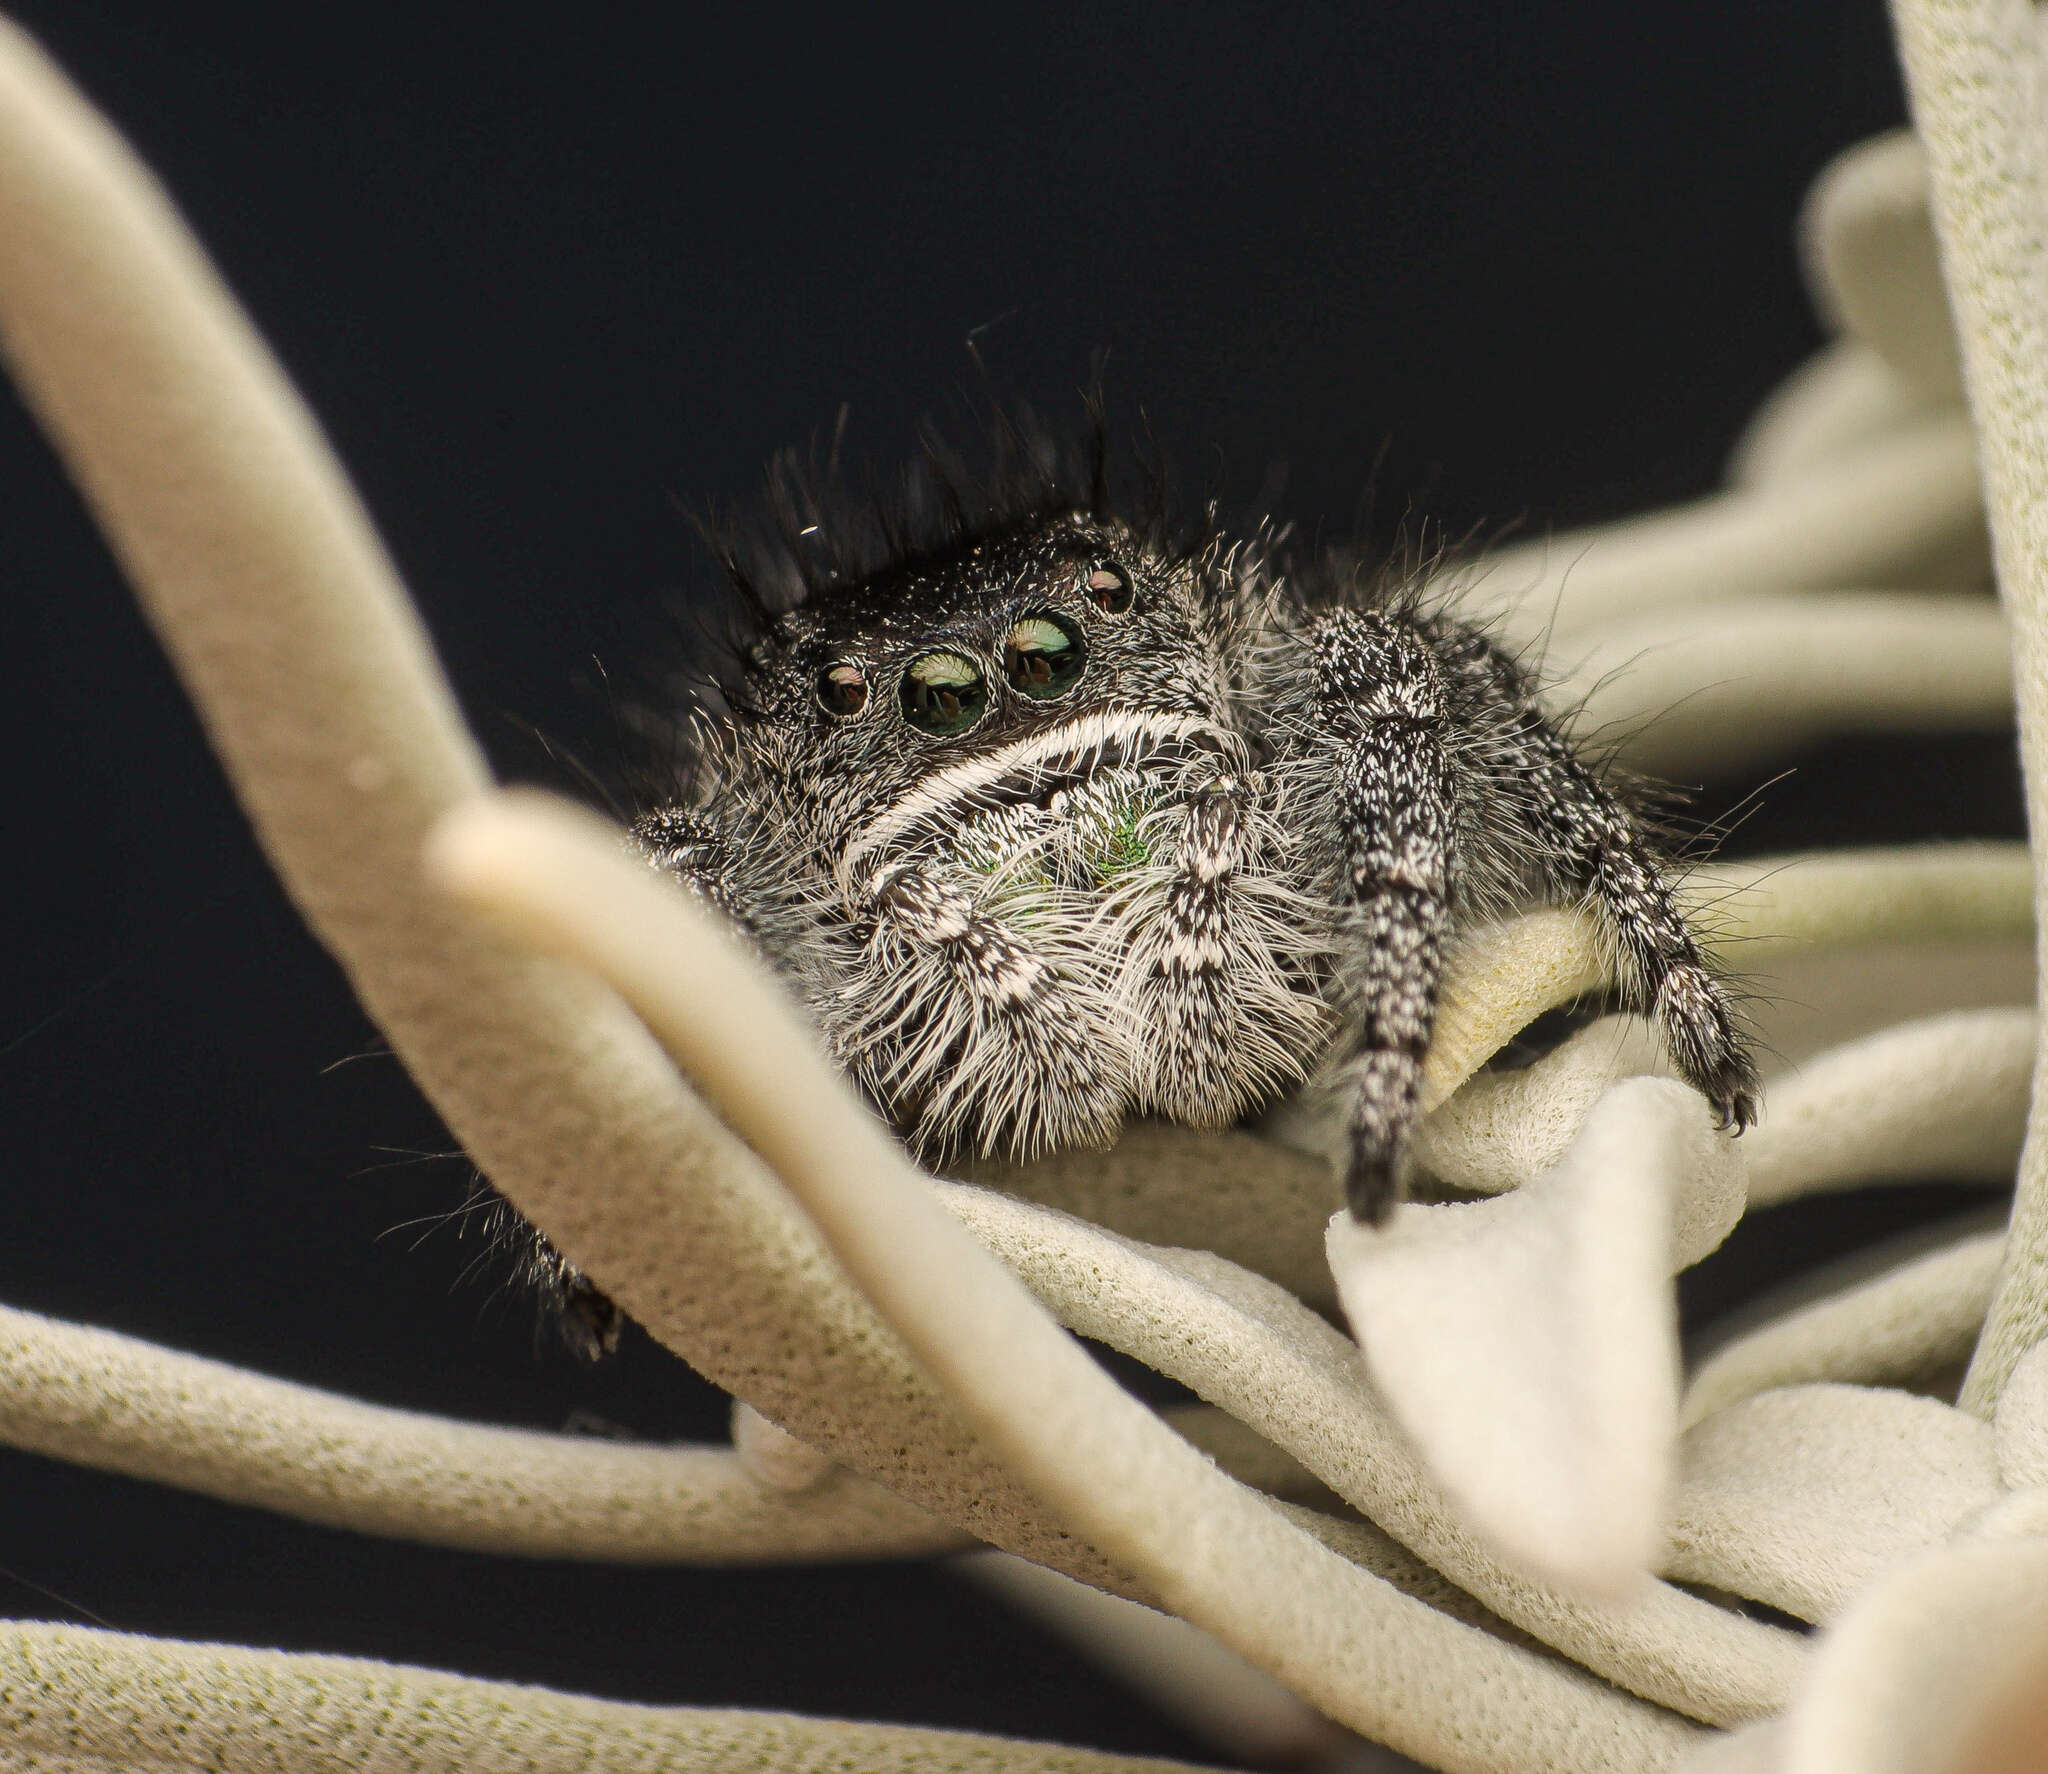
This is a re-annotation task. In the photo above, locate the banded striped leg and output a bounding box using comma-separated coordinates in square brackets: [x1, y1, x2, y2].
[844, 863, 1127, 1161]
[1130, 778, 1328, 1125]
[1308, 612, 1460, 1224]
[634, 806, 757, 936]
[1429, 623, 1760, 1129]
[1526, 720, 1758, 1125]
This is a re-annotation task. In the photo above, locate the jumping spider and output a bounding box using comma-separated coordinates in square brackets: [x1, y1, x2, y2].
[525, 428, 1757, 1356]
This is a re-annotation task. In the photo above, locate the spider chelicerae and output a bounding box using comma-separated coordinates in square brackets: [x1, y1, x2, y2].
[528, 423, 1758, 1355]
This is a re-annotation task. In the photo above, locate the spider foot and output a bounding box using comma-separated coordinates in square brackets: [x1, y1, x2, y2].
[1653, 960, 1761, 1139]
[557, 1270, 625, 1363]
[1343, 1129, 1410, 1226]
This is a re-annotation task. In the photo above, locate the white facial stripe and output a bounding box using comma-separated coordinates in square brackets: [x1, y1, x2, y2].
[837, 710, 1240, 888]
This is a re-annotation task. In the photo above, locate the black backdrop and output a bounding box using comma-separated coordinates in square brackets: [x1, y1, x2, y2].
[0, 3, 2021, 1767]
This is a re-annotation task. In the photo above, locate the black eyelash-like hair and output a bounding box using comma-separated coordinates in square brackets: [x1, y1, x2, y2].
[706, 391, 1189, 632]
[608, 393, 1184, 773]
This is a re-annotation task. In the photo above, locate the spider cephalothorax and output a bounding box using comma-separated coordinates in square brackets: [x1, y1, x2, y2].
[616, 438, 1759, 1246]
[641, 512, 1333, 1167]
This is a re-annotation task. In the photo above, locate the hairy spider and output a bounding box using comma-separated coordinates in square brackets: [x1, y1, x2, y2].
[528, 424, 1757, 1353]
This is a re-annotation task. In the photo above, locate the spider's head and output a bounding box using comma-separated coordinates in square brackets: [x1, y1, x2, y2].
[728, 512, 1245, 881]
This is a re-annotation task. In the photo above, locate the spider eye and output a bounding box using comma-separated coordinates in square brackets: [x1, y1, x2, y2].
[1003, 613, 1086, 700]
[1087, 562, 1134, 615]
[816, 662, 869, 717]
[900, 650, 988, 734]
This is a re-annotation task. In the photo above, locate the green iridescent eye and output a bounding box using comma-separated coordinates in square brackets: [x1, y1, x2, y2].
[1003, 613, 1086, 700]
[900, 650, 988, 734]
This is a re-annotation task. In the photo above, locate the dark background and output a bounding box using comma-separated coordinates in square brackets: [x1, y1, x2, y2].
[0, 3, 2020, 1767]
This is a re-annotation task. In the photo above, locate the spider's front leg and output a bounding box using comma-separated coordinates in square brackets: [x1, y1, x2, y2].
[635, 804, 760, 937]
[1127, 775, 1324, 1126]
[1430, 622, 1761, 1132]
[1297, 611, 1461, 1224]
[841, 861, 1127, 1161]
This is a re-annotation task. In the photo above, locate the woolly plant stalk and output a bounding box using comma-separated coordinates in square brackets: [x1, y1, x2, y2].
[428, 792, 1709, 1769]
[0, 9, 1124, 1594]
[1892, 0, 2048, 1416]
[0, 1620, 1218, 1774]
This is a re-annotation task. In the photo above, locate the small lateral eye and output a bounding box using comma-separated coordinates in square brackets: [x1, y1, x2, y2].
[816, 662, 869, 717]
[1003, 613, 1087, 699]
[900, 650, 989, 734]
[1087, 562, 1135, 615]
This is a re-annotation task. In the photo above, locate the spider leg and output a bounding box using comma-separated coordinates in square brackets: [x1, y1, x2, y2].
[1429, 622, 1760, 1131]
[847, 861, 1127, 1161]
[1298, 611, 1460, 1224]
[1127, 775, 1327, 1125]
[634, 805, 758, 936]
[523, 1233, 625, 1362]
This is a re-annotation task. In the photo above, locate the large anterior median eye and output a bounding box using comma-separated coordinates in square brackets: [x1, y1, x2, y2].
[900, 650, 988, 734]
[1003, 613, 1086, 699]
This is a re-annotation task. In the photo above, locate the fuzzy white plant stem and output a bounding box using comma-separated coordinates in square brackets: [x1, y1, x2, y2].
[1728, 342, 1943, 488]
[1417, 1003, 2023, 1212]
[1559, 595, 2010, 780]
[1776, 1537, 2048, 1774]
[1424, 844, 2032, 1111]
[0, 1302, 968, 1562]
[1991, 1332, 2048, 1482]
[976, 1121, 1343, 1313]
[0, 1621, 1217, 1774]
[1462, 418, 1984, 642]
[1744, 1008, 2033, 1205]
[955, 1553, 1362, 1771]
[1891, 0, 2048, 1415]
[1664, 1384, 2004, 1623]
[430, 791, 1707, 1774]
[0, 1291, 1334, 1557]
[1329, 1081, 1741, 1601]
[962, 1190, 1779, 1709]
[1803, 131, 1963, 401]
[0, 16, 1131, 1589]
[1681, 1226, 2007, 1429]
[1420, 1008, 2028, 1208]
[932, 1174, 1799, 1726]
